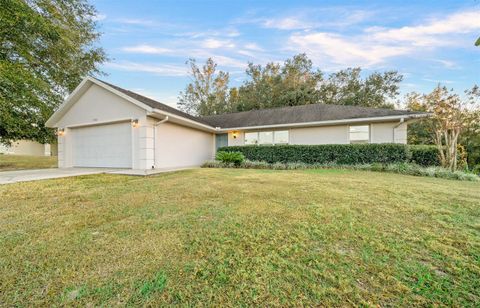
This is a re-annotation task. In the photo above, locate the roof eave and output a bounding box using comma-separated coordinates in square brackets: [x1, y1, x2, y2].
[149, 108, 217, 132]
[215, 113, 431, 132]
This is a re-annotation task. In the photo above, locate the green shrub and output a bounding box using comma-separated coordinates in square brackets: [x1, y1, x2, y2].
[409, 145, 440, 166]
[215, 151, 245, 166]
[218, 144, 410, 165]
[472, 164, 480, 175]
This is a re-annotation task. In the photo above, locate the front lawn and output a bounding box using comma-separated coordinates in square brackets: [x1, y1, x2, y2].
[0, 169, 479, 306]
[0, 154, 57, 171]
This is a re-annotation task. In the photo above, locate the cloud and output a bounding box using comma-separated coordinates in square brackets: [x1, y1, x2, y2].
[368, 9, 480, 47]
[286, 9, 480, 68]
[201, 38, 235, 49]
[262, 17, 311, 30]
[122, 45, 171, 54]
[115, 18, 157, 26]
[243, 43, 263, 51]
[121, 42, 248, 69]
[209, 55, 246, 68]
[431, 59, 458, 69]
[288, 32, 411, 68]
[240, 8, 374, 30]
[422, 78, 455, 84]
[105, 61, 187, 76]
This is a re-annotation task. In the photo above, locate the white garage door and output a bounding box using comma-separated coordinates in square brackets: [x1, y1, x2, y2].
[72, 122, 132, 168]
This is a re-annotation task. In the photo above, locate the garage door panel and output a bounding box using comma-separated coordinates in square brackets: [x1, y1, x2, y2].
[72, 122, 132, 168]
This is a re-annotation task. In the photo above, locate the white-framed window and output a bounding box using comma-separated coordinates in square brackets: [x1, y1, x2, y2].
[349, 125, 370, 144]
[244, 132, 259, 145]
[244, 130, 289, 145]
[274, 130, 289, 144]
[259, 131, 273, 144]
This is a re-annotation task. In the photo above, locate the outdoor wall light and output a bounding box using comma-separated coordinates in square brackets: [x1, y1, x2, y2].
[132, 119, 139, 128]
[57, 128, 65, 136]
[232, 131, 238, 139]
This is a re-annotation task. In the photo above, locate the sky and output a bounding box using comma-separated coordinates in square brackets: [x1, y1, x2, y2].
[91, 0, 480, 108]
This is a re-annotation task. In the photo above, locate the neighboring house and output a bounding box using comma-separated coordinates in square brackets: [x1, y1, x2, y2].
[46, 77, 429, 170]
[0, 140, 56, 156]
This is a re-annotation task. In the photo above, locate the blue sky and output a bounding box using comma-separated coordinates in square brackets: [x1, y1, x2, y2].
[92, 0, 480, 108]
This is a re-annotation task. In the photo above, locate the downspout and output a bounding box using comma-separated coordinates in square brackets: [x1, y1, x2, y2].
[393, 117, 405, 143]
[153, 116, 169, 169]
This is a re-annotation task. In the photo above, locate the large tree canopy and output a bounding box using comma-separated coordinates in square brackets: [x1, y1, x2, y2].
[406, 85, 480, 170]
[179, 54, 403, 116]
[235, 54, 324, 111]
[318, 68, 402, 109]
[0, 0, 106, 145]
[178, 58, 233, 116]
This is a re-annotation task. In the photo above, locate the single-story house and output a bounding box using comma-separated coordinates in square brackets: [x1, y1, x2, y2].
[46, 77, 429, 170]
[0, 140, 56, 156]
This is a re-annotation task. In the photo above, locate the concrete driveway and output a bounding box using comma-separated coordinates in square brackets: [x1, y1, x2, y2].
[0, 168, 116, 185]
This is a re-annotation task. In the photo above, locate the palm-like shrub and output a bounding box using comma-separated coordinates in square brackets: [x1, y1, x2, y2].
[215, 151, 245, 166]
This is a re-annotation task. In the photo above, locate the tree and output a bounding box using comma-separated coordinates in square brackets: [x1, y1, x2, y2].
[318, 68, 403, 108]
[235, 54, 323, 111]
[178, 58, 233, 116]
[406, 86, 480, 171]
[0, 0, 106, 146]
[235, 55, 402, 112]
[405, 92, 436, 145]
[179, 54, 404, 116]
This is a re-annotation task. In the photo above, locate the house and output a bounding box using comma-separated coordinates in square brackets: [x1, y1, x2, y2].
[45, 77, 429, 170]
[0, 140, 56, 156]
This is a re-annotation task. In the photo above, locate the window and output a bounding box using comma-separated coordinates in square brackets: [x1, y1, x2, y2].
[259, 131, 273, 144]
[244, 130, 289, 145]
[274, 131, 289, 144]
[349, 125, 369, 144]
[244, 132, 258, 145]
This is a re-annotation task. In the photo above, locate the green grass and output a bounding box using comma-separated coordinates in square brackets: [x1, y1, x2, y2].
[0, 154, 57, 171]
[0, 168, 479, 306]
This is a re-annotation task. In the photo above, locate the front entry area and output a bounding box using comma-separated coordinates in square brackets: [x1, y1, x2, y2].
[71, 122, 132, 168]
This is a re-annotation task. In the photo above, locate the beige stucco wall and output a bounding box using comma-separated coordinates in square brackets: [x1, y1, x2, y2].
[0, 140, 51, 156]
[371, 122, 407, 144]
[155, 122, 215, 169]
[393, 122, 407, 144]
[56, 84, 147, 128]
[290, 125, 350, 145]
[225, 121, 408, 146]
[228, 131, 245, 146]
[56, 84, 149, 168]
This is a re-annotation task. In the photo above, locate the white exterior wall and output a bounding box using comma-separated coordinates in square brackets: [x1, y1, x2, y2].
[56, 84, 149, 168]
[0, 140, 52, 156]
[226, 121, 408, 146]
[155, 122, 215, 169]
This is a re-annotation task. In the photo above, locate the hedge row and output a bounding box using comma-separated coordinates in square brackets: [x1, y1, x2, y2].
[218, 144, 411, 165]
[409, 145, 440, 166]
[219, 144, 442, 166]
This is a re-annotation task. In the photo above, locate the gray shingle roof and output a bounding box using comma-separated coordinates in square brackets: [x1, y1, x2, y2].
[199, 104, 426, 129]
[96, 78, 426, 129]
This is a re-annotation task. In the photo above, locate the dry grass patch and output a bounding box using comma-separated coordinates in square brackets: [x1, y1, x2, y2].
[0, 168, 479, 306]
[0, 155, 57, 171]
